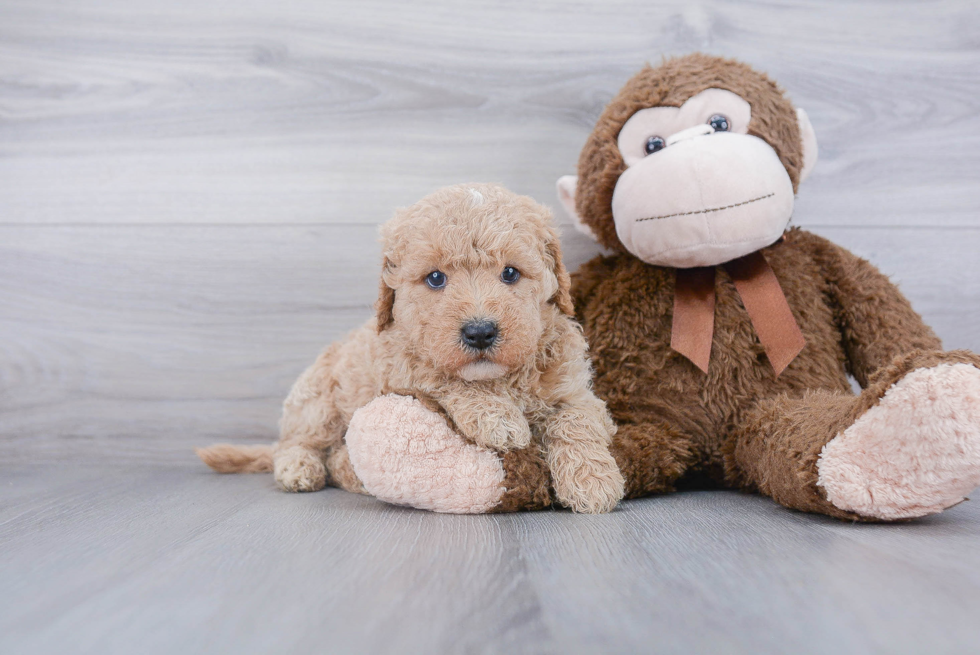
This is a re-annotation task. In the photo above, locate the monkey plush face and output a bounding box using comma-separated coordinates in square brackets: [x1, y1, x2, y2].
[558, 54, 818, 268]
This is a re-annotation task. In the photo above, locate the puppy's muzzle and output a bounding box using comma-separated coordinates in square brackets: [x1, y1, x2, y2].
[461, 320, 498, 351]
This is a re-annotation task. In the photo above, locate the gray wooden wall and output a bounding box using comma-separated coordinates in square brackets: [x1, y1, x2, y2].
[2, 0, 978, 461]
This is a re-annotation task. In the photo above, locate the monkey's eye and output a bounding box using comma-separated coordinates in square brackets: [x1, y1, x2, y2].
[708, 114, 730, 132]
[501, 266, 521, 284]
[644, 136, 666, 155]
[425, 270, 447, 289]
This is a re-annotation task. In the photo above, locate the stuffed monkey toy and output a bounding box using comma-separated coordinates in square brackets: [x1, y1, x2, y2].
[347, 54, 980, 520]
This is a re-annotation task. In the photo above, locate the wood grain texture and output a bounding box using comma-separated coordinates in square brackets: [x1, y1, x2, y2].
[1, 0, 978, 227]
[2, 3, 980, 651]
[3, 463, 980, 654]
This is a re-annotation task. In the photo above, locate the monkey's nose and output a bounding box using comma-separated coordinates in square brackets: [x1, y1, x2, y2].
[666, 123, 714, 146]
[461, 320, 498, 350]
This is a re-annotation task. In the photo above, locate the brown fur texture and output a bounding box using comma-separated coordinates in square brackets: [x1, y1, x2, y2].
[575, 226, 979, 520]
[566, 54, 980, 521]
[197, 183, 624, 514]
[491, 447, 554, 513]
[576, 53, 804, 252]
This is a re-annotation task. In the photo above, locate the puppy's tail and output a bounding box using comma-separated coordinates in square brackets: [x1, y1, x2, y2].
[195, 444, 274, 473]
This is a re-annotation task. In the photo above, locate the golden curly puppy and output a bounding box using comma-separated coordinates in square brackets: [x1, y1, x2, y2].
[197, 183, 624, 513]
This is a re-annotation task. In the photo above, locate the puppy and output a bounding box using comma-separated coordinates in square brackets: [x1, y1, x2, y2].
[197, 183, 624, 513]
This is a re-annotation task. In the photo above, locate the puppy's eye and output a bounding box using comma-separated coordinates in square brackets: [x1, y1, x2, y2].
[425, 271, 447, 289]
[501, 267, 520, 284]
[708, 114, 730, 132]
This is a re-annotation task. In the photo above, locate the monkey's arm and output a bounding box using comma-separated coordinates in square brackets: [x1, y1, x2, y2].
[797, 230, 942, 387]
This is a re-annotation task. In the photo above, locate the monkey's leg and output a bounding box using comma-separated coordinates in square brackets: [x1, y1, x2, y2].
[730, 351, 980, 521]
[610, 422, 698, 499]
[345, 394, 553, 514]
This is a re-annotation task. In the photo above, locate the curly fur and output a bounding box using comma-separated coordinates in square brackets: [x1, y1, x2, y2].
[197, 183, 624, 514]
[567, 54, 980, 521]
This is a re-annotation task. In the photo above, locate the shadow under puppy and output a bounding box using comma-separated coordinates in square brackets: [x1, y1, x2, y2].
[197, 183, 625, 513]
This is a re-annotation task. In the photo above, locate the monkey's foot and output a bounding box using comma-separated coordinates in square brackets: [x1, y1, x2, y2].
[818, 363, 980, 520]
[346, 394, 506, 513]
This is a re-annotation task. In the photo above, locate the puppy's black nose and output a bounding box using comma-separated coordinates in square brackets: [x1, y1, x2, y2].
[461, 320, 498, 350]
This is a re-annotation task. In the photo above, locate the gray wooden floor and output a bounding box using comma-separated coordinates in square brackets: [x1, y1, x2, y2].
[2, 0, 980, 652]
[3, 463, 980, 655]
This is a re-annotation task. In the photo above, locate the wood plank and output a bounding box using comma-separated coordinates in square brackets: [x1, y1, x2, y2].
[0, 0, 977, 227]
[0, 465, 551, 654]
[2, 464, 980, 654]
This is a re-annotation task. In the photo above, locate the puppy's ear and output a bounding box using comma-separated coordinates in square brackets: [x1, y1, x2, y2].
[376, 257, 395, 332]
[545, 234, 575, 317]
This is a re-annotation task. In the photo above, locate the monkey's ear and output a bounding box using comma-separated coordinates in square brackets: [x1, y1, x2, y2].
[556, 175, 600, 243]
[545, 235, 575, 317]
[796, 108, 819, 184]
[376, 257, 395, 332]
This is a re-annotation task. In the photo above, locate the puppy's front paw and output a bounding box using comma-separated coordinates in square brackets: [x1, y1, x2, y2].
[550, 444, 625, 514]
[274, 446, 327, 492]
[476, 408, 532, 451]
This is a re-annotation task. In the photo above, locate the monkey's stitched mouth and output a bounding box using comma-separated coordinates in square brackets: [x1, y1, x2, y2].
[634, 192, 775, 223]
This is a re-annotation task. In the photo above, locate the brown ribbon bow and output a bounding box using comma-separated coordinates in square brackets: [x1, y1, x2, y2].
[670, 251, 805, 376]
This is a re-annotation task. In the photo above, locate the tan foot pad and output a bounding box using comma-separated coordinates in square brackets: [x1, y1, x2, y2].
[818, 363, 980, 520]
[346, 394, 505, 514]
